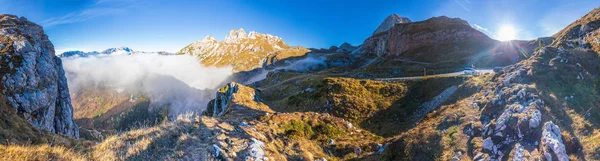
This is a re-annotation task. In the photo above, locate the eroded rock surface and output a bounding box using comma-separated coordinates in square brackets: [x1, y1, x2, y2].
[204, 82, 273, 120]
[0, 14, 78, 137]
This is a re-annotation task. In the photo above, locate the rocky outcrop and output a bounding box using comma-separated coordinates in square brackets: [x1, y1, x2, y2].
[206, 82, 239, 117]
[541, 121, 569, 161]
[472, 62, 547, 160]
[204, 82, 273, 119]
[464, 35, 600, 160]
[372, 14, 411, 35]
[179, 28, 310, 72]
[245, 138, 267, 160]
[0, 14, 78, 137]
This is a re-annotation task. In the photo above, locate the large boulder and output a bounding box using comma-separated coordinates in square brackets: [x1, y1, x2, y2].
[0, 14, 78, 137]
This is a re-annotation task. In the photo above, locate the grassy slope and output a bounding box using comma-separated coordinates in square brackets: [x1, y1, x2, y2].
[0, 94, 94, 161]
[71, 87, 169, 140]
[378, 45, 600, 161]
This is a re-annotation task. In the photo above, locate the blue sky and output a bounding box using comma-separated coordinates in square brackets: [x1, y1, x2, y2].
[1, 0, 599, 53]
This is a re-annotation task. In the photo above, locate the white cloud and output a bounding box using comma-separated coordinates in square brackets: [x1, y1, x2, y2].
[244, 54, 328, 84]
[471, 24, 495, 39]
[453, 0, 471, 12]
[62, 53, 233, 118]
[471, 24, 489, 32]
[40, 0, 144, 27]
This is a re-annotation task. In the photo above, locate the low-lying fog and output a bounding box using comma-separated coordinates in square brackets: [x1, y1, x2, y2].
[62, 53, 232, 118]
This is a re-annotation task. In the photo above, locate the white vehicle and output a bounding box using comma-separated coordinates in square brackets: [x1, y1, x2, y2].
[464, 69, 476, 75]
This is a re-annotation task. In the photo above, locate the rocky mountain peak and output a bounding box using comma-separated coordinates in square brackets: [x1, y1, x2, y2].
[224, 28, 248, 43]
[179, 28, 306, 72]
[201, 35, 217, 42]
[337, 42, 358, 53]
[357, 15, 493, 59]
[373, 13, 412, 35]
[0, 14, 79, 137]
[101, 46, 132, 54]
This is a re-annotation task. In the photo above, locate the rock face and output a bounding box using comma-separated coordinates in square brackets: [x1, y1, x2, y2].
[353, 15, 532, 71]
[0, 14, 78, 137]
[206, 82, 239, 117]
[204, 82, 273, 119]
[373, 14, 411, 35]
[179, 28, 310, 72]
[361, 16, 492, 58]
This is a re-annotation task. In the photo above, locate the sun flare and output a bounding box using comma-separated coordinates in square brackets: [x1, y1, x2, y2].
[497, 25, 516, 41]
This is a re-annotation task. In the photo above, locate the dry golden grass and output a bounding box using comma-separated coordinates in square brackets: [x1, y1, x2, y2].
[582, 130, 600, 160]
[260, 74, 408, 124]
[92, 114, 200, 161]
[0, 144, 85, 161]
[253, 112, 384, 160]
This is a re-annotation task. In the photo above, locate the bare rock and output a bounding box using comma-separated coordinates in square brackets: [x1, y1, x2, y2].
[204, 82, 273, 120]
[483, 137, 494, 152]
[245, 138, 267, 161]
[0, 14, 79, 137]
[541, 121, 569, 161]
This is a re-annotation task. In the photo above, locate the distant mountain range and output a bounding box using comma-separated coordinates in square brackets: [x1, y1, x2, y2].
[59, 47, 174, 58]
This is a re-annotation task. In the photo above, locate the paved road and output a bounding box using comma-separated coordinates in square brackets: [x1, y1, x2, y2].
[374, 69, 494, 81]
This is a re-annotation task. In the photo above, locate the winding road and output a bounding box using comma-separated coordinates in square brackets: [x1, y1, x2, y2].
[374, 69, 495, 81]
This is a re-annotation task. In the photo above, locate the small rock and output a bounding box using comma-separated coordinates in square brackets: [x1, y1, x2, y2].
[314, 157, 327, 161]
[483, 137, 494, 151]
[528, 110, 542, 129]
[213, 144, 222, 157]
[377, 143, 388, 153]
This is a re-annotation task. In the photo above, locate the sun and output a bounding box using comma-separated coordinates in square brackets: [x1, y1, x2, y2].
[496, 25, 517, 41]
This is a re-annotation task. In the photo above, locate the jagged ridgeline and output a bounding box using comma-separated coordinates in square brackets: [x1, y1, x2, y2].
[1, 6, 600, 161]
[178, 28, 311, 72]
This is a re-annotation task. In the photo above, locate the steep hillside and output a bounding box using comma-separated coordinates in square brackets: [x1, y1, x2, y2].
[71, 87, 168, 140]
[179, 28, 311, 72]
[377, 7, 600, 161]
